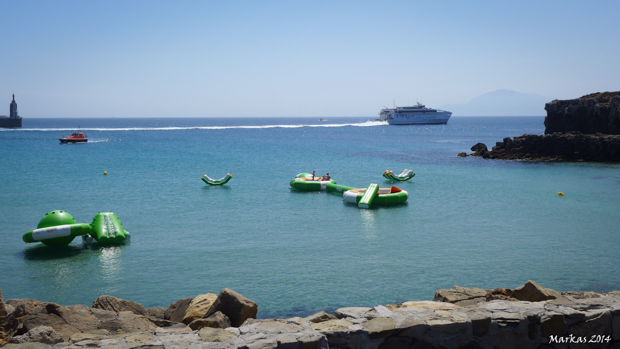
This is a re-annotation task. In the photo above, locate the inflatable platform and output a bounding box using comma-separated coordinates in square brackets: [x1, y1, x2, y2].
[289, 173, 336, 191]
[343, 185, 408, 208]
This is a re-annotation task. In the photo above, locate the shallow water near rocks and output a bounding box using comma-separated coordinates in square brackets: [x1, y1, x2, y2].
[1, 116, 619, 318]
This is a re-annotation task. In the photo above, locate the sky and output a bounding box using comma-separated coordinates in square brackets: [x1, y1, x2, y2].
[2, 0, 619, 118]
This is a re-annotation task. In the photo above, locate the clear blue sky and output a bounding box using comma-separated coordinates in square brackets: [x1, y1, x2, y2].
[3, 0, 619, 118]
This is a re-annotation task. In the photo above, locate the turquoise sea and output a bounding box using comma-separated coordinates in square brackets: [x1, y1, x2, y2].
[1, 116, 619, 318]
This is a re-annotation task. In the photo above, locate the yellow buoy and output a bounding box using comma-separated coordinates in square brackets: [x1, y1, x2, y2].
[104, 171, 107, 175]
[558, 192, 564, 196]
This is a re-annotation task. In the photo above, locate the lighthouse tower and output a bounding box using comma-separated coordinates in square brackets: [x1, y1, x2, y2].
[10, 94, 19, 119]
[0, 94, 23, 128]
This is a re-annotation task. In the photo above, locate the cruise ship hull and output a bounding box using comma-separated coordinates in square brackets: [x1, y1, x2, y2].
[386, 111, 451, 125]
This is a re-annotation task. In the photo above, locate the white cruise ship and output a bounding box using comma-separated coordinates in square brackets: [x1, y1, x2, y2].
[378, 102, 451, 125]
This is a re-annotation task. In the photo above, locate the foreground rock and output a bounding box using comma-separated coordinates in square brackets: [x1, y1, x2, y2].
[2, 282, 620, 348]
[203, 288, 258, 327]
[466, 91, 620, 162]
[91, 295, 147, 316]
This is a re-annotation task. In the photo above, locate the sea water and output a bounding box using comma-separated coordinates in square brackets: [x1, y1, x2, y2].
[1, 117, 619, 318]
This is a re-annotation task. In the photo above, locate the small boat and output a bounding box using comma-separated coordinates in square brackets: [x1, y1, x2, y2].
[319, 118, 327, 121]
[60, 131, 87, 143]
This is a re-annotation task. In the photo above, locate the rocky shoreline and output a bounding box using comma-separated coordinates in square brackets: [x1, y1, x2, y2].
[461, 91, 620, 162]
[465, 132, 620, 162]
[2, 281, 620, 348]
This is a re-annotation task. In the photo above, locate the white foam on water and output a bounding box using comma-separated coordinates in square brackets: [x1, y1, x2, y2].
[0, 120, 387, 132]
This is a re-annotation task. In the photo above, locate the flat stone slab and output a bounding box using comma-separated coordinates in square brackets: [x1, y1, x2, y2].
[334, 307, 372, 319]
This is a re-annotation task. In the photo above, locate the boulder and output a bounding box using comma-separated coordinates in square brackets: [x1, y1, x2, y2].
[433, 285, 487, 305]
[164, 298, 193, 323]
[53, 304, 101, 334]
[310, 319, 353, 332]
[146, 307, 166, 319]
[471, 143, 489, 157]
[203, 288, 257, 327]
[6, 302, 84, 342]
[182, 293, 217, 325]
[397, 301, 460, 311]
[608, 291, 620, 300]
[188, 311, 231, 330]
[512, 280, 561, 302]
[198, 327, 237, 342]
[5, 299, 46, 316]
[562, 291, 606, 299]
[362, 317, 396, 339]
[334, 307, 373, 319]
[92, 295, 147, 316]
[145, 306, 176, 327]
[0, 287, 6, 317]
[98, 310, 157, 334]
[304, 311, 337, 323]
[253, 319, 305, 334]
[1, 343, 51, 349]
[8, 326, 63, 345]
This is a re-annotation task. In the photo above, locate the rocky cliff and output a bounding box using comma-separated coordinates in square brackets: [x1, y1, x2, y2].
[545, 91, 620, 135]
[464, 92, 620, 162]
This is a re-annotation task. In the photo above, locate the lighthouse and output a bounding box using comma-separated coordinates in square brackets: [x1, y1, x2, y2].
[0, 94, 23, 128]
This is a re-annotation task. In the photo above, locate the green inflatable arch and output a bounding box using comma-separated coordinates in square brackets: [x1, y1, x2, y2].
[383, 169, 415, 182]
[202, 173, 232, 186]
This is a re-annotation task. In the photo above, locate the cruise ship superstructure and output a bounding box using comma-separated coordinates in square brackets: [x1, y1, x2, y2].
[379, 102, 451, 125]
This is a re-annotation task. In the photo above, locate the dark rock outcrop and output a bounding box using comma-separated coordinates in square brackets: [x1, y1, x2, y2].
[470, 132, 620, 161]
[545, 91, 620, 134]
[468, 92, 620, 162]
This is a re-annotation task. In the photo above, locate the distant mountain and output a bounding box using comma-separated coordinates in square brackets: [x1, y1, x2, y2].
[440, 90, 550, 116]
